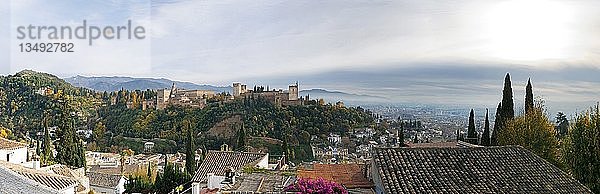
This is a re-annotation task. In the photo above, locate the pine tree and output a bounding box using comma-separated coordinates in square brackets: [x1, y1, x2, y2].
[525, 78, 534, 115]
[184, 120, 196, 176]
[481, 109, 490, 146]
[491, 103, 501, 145]
[466, 109, 477, 144]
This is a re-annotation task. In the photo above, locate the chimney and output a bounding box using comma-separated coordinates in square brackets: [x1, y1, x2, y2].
[33, 160, 40, 169]
[222, 167, 236, 184]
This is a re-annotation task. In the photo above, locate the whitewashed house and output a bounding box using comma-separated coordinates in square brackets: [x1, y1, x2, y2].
[87, 172, 127, 194]
[0, 137, 28, 164]
[0, 160, 79, 194]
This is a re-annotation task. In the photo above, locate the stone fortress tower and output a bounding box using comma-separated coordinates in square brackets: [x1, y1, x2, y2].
[288, 82, 298, 101]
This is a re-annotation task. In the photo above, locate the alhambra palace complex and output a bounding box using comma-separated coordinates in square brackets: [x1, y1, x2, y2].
[155, 82, 304, 110]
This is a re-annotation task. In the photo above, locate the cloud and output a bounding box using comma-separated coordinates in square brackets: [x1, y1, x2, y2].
[5, 0, 600, 81]
[7, 0, 152, 77]
[0, 2, 10, 75]
[147, 0, 600, 84]
[2, 0, 599, 113]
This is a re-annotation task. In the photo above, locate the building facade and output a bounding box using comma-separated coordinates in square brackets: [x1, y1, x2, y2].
[232, 82, 302, 106]
[0, 138, 28, 164]
[156, 83, 216, 110]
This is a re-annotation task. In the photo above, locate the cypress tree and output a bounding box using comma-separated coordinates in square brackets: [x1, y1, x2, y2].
[35, 139, 40, 157]
[41, 119, 54, 166]
[283, 140, 291, 161]
[413, 133, 419, 143]
[525, 78, 534, 115]
[236, 123, 246, 150]
[398, 127, 404, 146]
[147, 162, 152, 179]
[55, 102, 85, 168]
[466, 109, 477, 144]
[481, 109, 490, 146]
[501, 73, 515, 120]
[184, 120, 196, 176]
[493, 73, 514, 146]
[491, 103, 501, 145]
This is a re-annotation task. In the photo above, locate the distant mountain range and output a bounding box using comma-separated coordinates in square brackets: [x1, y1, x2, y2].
[64, 75, 232, 93]
[64, 75, 386, 104]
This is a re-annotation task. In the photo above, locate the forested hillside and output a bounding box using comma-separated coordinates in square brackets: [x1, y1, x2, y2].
[0, 70, 100, 140]
[96, 96, 373, 161]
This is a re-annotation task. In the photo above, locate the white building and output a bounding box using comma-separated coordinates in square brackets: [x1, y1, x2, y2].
[0, 160, 78, 194]
[328, 133, 341, 145]
[144, 142, 155, 153]
[0, 137, 28, 164]
[87, 172, 127, 194]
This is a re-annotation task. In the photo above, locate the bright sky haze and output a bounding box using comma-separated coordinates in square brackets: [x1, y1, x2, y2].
[1, 0, 599, 113]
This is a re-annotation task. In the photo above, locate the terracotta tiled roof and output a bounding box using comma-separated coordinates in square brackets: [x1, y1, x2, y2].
[406, 142, 458, 148]
[87, 172, 123, 188]
[191, 151, 267, 183]
[88, 164, 141, 176]
[0, 137, 27, 150]
[225, 173, 295, 192]
[373, 146, 592, 193]
[49, 165, 75, 178]
[298, 164, 374, 189]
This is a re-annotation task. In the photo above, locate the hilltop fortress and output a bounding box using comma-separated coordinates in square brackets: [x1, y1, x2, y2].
[232, 82, 305, 106]
[156, 83, 216, 109]
[155, 82, 308, 110]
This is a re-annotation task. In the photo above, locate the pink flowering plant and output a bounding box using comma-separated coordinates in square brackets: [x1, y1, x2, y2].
[284, 177, 348, 194]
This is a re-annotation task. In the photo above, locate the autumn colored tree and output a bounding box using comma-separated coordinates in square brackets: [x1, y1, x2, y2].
[562, 104, 600, 193]
[498, 102, 558, 165]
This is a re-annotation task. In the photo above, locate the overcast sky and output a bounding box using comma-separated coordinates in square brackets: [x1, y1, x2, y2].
[1, 0, 599, 112]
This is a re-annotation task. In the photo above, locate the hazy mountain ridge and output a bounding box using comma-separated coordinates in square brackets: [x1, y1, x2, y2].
[300, 88, 389, 105]
[65, 75, 232, 93]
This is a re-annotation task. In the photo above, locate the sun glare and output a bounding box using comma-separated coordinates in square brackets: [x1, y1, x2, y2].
[485, 0, 574, 61]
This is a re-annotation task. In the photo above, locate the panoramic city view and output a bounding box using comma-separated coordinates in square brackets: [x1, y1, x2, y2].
[1, 0, 599, 194]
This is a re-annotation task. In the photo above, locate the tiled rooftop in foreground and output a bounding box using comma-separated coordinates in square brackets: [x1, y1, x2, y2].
[191, 151, 268, 183]
[298, 163, 373, 189]
[372, 145, 592, 194]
